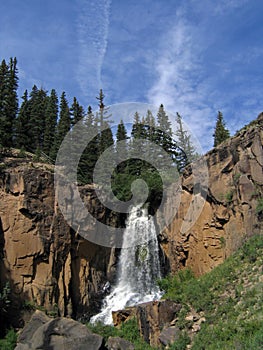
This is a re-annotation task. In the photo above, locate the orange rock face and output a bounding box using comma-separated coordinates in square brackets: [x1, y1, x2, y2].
[0, 163, 118, 327]
[158, 115, 263, 276]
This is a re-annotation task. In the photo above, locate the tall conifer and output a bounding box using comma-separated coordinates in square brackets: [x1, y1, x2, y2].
[15, 90, 31, 150]
[43, 89, 58, 157]
[213, 111, 230, 147]
[175, 113, 196, 173]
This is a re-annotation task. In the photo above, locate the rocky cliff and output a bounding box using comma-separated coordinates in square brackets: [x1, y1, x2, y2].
[0, 157, 120, 329]
[0, 114, 262, 331]
[158, 113, 263, 276]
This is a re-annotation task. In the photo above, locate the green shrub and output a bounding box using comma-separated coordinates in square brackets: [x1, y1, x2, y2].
[0, 329, 17, 350]
[225, 190, 234, 203]
[256, 197, 263, 215]
[87, 318, 155, 350]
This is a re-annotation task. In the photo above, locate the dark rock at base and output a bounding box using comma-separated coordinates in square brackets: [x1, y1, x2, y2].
[107, 336, 135, 350]
[113, 300, 182, 347]
[15, 310, 103, 350]
[158, 326, 180, 346]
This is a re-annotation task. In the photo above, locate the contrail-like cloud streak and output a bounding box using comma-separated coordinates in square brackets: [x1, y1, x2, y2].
[77, 0, 111, 102]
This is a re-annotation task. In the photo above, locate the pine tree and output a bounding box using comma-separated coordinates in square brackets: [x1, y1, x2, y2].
[213, 111, 230, 147]
[15, 90, 31, 150]
[28, 86, 48, 152]
[131, 111, 145, 140]
[156, 104, 173, 153]
[6, 57, 19, 147]
[0, 59, 9, 147]
[57, 91, 71, 144]
[70, 97, 84, 126]
[116, 119, 129, 169]
[43, 89, 58, 157]
[145, 109, 156, 142]
[175, 113, 196, 173]
[78, 106, 100, 183]
[0, 58, 19, 147]
[96, 89, 113, 155]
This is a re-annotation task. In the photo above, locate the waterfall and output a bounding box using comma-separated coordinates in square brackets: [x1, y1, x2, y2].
[90, 205, 162, 325]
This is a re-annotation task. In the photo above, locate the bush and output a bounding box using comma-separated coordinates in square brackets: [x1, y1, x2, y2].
[0, 329, 17, 350]
[87, 318, 155, 350]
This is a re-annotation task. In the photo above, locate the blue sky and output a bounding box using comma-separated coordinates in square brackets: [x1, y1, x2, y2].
[1, 0, 263, 151]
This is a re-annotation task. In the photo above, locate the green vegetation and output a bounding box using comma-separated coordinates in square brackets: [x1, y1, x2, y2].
[256, 197, 263, 215]
[0, 329, 17, 350]
[87, 235, 263, 349]
[213, 111, 230, 147]
[87, 318, 156, 350]
[75, 235, 263, 349]
[159, 234, 263, 349]
[225, 189, 234, 204]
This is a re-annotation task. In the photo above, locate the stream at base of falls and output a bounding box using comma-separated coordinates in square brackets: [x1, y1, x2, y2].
[90, 205, 162, 325]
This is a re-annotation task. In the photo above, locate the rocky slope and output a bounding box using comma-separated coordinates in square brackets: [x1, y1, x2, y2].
[0, 113, 262, 332]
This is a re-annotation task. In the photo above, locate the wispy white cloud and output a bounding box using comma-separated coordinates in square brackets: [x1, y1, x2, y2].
[214, 0, 249, 14]
[76, 0, 111, 102]
[147, 1, 263, 152]
[147, 14, 215, 151]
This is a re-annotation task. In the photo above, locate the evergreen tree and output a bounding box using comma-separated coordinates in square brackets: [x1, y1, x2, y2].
[156, 104, 174, 161]
[131, 111, 144, 140]
[175, 113, 196, 173]
[15, 90, 31, 150]
[0, 58, 19, 147]
[0, 59, 9, 147]
[116, 119, 129, 170]
[43, 89, 58, 157]
[145, 109, 156, 142]
[6, 57, 19, 147]
[28, 86, 48, 152]
[213, 111, 230, 147]
[57, 91, 71, 144]
[78, 106, 100, 183]
[96, 89, 113, 155]
[70, 97, 84, 126]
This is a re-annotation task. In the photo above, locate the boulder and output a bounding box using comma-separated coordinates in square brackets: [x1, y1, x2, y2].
[158, 326, 180, 347]
[15, 311, 103, 350]
[107, 336, 135, 350]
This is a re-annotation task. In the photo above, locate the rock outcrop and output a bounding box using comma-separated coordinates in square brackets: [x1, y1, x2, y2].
[15, 310, 104, 350]
[0, 157, 120, 329]
[158, 114, 263, 276]
[112, 300, 182, 347]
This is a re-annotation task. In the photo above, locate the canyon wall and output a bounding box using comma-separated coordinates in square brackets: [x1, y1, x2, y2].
[158, 114, 263, 276]
[0, 160, 119, 328]
[0, 114, 262, 329]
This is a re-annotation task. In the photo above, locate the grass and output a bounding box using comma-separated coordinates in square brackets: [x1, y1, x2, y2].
[0, 330, 17, 350]
[87, 318, 156, 350]
[159, 234, 263, 349]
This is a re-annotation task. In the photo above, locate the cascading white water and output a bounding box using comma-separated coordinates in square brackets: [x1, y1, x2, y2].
[90, 205, 162, 325]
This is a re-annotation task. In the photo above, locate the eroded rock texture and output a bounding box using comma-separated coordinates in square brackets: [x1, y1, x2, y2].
[0, 161, 120, 328]
[158, 114, 263, 276]
[15, 310, 104, 350]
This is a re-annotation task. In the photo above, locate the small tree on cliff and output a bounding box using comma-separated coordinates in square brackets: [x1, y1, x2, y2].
[213, 111, 230, 147]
